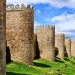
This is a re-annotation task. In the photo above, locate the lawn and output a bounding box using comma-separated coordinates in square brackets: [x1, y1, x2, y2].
[6, 57, 75, 75]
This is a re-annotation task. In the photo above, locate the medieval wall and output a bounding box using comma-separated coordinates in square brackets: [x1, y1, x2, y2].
[6, 4, 34, 65]
[36, 25, 55, 61]
[34, 33, 37, 58]
[65, 38, 71, 57]
[0, 0, 6, 75]
[55, 34, 65, 59]
[71, 40, 75, 56]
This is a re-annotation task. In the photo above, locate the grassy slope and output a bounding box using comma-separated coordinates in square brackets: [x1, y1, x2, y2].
[6, 57, 75, 75]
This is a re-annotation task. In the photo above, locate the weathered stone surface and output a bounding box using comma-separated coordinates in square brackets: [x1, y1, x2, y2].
[55, 34, 65, 59]
[0, 0, 6, 75]
[36, 25, 55, 61]
[34, 33, 37, 58]
[6, 4, 34, 65]
[71, 40, 75, 56]
[65, 38, 71, 57]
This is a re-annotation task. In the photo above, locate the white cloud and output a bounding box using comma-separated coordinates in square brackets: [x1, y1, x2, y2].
[55, 20, 75, 32]
[7, 0, 75, 8]
[36, 9, 41, 13]
[49, 13, 75, 39]
[45, 18, 51, 22]
[6, 0, 50, 5]
[51, 14, 67, 22]
[51, 13, 75, 22]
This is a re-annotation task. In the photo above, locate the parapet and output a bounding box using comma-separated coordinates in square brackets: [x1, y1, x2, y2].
[6, 4, 34, 11]
[65, 37, 71, 40]
[36, 25, 55, 28]
[65, 37, 69, 38]
[55, 33, 64, 37]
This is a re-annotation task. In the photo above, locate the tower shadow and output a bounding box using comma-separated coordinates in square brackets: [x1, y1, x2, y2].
[34, 41, 40, 59]
[55, 47, 58, 57]
[34, 62, 51, 68]
[6, 46, 11, 63]
[6, 72, 29, 75]
[64, 45, 68, 57]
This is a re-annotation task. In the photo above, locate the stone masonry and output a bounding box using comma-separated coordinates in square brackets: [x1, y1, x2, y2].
[6, 4, 34, 65]
[36, 25, 55, 61]
[71, 40, 75, 56]
[55, 34, 65, 59]
[34, 33, 37, 58]
[0, 0, 6, 75]
[65, 38, 71, 57]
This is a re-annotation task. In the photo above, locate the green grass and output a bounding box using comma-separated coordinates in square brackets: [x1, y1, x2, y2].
[6, 57, 75, 75]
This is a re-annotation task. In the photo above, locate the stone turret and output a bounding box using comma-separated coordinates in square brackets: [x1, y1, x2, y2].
[65, 38, 71, 57]
[0, 0, 6, 75]
[55, 33, 65, 59]
[36, 25, 55, 61]
[6, 4, 34, 65]
[71, 40, 75, 56]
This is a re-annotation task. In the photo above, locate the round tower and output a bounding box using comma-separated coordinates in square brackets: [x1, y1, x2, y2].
[36, 25, 55, 61]
[71, 40, 75, 56]
[6, 4, 34, 65]
[55, 33, 65, 59]
[65, 38, 71, 57]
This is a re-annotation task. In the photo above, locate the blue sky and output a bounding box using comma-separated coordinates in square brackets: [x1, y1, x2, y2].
[7, 0, 75, 40]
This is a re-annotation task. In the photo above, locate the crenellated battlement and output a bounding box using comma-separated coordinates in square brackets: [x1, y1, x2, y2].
[36, 25, 55, 28]
[6, 4, 34, 11]
[55, 33, 64, 36]
[65, 37, 70, 40]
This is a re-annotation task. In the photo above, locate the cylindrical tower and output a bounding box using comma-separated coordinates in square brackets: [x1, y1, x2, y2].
[6, 4, 34, 65]
[65, 38, 71, 57]
[36, 25, 55, 61]
[0, 0, 6, 75]
[55, 33, 65, 59]
[71, 40, 75, 56]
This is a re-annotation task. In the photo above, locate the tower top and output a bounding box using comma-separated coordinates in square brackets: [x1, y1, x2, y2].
[55, 33, 64, 36]
[6, 4, 34, 11]
[36, 25, 55, 28]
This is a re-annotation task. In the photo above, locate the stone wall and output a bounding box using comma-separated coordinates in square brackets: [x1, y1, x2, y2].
[71, 40, 75, 56]
[36, 25, 55, 61]
[6, 4, 34, 65]
[0, 0, 6, 75]
[65, 38, 71, 57]
[34, 33, 37, 58]
[55, 34, 65, 59]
